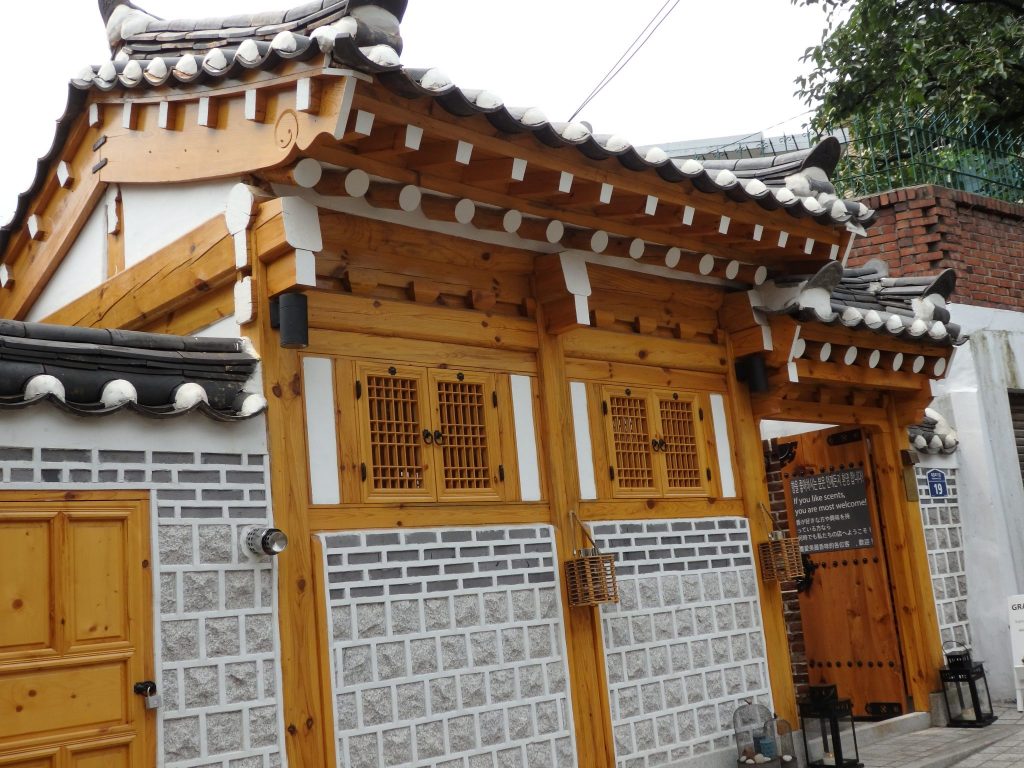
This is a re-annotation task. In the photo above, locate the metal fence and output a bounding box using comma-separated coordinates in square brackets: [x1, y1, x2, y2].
[694, 109, 1024, 203]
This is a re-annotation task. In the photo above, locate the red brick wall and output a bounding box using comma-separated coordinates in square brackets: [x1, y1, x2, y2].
[850, 185, 1024, 310]
[764, 441, 809, 701]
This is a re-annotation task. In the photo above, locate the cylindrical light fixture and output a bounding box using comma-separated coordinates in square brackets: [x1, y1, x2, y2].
[242, 526, 289, 557]
[278, 293, 308, 349]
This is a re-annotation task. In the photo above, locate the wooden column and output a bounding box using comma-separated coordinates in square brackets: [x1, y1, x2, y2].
[724, 334, 799, 724]
[533, 303, 616, 767]
[872, 399, 943, 709]
[247, 224, 335, 765]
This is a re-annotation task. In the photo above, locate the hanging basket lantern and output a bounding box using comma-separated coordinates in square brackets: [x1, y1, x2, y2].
[758, 530, 805, 583]
[564, 511, 619, 608]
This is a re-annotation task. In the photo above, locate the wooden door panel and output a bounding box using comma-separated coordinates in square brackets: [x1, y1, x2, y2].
[0, 751, 56, 768]
[0, 660, 128, 742]
[67, 517, 130, 647]
[0, 518, 56, 656]
[783, 428, 907, 716]
[68, 739, 133, 768]
[0, 495, 152, 767]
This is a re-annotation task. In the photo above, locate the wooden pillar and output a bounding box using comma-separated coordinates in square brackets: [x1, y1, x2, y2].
[533, 303, 616, 767]
[871, 399, 943, 710]
[247, 239, 335, 765]
[724, 334, 799, 724]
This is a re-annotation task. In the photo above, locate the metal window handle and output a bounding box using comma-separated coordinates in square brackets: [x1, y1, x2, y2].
[433, 430, 445, 445]
[422, 429, 433, 445]
[657, 439, 667, 451]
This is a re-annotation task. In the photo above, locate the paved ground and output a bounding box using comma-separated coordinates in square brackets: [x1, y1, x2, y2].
[859, 704, 1024, 768]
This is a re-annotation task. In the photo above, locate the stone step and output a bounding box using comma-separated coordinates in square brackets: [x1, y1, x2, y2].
[858, 724, 1017, 768]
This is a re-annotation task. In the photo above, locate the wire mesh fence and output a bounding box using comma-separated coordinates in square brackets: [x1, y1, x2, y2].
[693, 109, 1024, 203]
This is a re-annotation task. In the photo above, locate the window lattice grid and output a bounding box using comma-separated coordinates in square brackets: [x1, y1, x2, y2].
[436, 380, 491, 489]
[366, 375, 424, 490]
[608, 395, 655, 489]
[659, 397, 703, 488]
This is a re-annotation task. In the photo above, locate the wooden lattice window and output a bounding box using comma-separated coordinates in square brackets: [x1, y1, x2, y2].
[658, 394, 704, 491]
[354, 364, 507, 502]
[606, 392, 655, 493]
[356, 364, 434, 501]
[366, 373, 426, 491]
[431, 371, 502, 500]
[598, 385, 713, 498]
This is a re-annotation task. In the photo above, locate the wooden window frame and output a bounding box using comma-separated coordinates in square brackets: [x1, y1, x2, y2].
[595, 383, 717, 500]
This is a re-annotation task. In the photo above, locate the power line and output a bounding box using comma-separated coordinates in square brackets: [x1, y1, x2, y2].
[568, 0, 681, 123]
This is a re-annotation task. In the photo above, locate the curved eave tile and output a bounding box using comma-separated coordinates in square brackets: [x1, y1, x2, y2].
[0, 393, 264, 421]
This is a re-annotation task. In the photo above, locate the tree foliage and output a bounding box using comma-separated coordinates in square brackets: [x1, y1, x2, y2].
[794, 0, 1024, 131]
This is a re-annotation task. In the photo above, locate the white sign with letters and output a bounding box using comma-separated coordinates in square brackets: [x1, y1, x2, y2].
[1008, 595, 1024, 664]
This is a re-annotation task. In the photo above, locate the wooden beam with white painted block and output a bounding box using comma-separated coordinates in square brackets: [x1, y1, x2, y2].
[570, 381, 598, 500]
[296, 78, 321, 113]
[245, 89, 266, 122]
[510, 375, 542, 502]
[353, 109, 375, 135]
[198, 96, 218, 128]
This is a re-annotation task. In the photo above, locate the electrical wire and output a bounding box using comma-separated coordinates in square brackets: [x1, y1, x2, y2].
[568, 0, 681, 123]
[701, 108, 816, 155]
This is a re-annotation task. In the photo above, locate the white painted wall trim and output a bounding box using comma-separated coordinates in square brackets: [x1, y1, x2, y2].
[510, 375, 542, 502]
[570, 381, 597, 500]
[710, 393, 737, 498]
[302, 357, 341, 505]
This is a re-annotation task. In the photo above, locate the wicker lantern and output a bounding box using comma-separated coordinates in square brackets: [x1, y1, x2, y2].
[759, 530, 805, 583]
[564, 511, 619, 608]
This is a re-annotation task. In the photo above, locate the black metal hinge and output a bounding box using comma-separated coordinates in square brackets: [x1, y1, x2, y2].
[498, 465, 505, 482]
[602, 401, 608, 416]
[609, 466, 615, 480]
[698, 407, 705, 421]
[360, 463, 367, 481]
[355, 380, 362, 400]
[492, 391, 498, 408]
[706, 468, 713, 481]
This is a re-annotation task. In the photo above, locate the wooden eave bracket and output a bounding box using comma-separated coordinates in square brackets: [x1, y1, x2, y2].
[534, 252, 592, 334]
[226, 185, 324, 324]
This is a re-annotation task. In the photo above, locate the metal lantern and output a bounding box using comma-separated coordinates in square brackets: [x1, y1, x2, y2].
[799, 686, 862, 768]
[733, 701, 797, 767]
[940, 641, 997, 727]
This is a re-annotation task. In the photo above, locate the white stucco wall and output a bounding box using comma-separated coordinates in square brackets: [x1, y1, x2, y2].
[931, 302, 1024, 699]
[122, 180, 238, 268]
[25, 198, 107, 321]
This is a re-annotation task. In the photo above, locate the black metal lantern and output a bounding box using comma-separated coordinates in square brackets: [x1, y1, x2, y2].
[940, 641, 997, 727]
[799, 686, 862, 768]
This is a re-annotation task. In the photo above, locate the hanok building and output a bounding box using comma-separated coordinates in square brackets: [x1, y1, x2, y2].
[0, 2, 965, 766]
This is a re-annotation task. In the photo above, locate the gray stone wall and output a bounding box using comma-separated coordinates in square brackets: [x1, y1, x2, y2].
[591, 517, 770, 767]
[0, 445, 283, 768]
[916, 465, 971, 647]
[321, 525, 576, 768]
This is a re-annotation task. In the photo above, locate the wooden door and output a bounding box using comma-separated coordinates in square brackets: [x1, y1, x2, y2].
[782, 427, 907, 717]
[0, 493, 153, 768]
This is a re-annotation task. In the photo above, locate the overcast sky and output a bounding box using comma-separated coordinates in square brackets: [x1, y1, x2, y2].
[0, 0, 830, 225]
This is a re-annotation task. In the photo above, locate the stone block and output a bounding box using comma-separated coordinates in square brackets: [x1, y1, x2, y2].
[356, 603, 386, 638]
[160, 525, 195, 566]
[163, 716, 202, 761]
[382, 726, 412, 767]
[225, 571, 257, 610]
[183, 571, 220, 612]
[160, 573, 178, 615]
[337, 691, 358, 729]
[245, 613, 274, 654]
[508, 704, 533, 740]
[199, 525, 234, 564]
[490, 668, 516, 702]
[249, 705, 279, 747]
[480, 708, 507, 745]
[205, 616, 241, 657]
[430, 676, 458, 714]
[524, 741, 554, 768]
[415, 721, 445, 759]
[396, 681, 427, 720]
[224, 661, 259, 703]
[361, 686, 393, 726]
[460, 671, 486, 708]
[425, 597, 451, 631]
[183, 665, 221, 708]
[376, 641, 408, 680]
[518, 664, 545, 698]
[348, 733, 380, 768]
[441, 635, 468, 670]
[342, 645, 373, 686]
[448, 713, 477, 752]
[410, 637, 439, 675]
[162, 619, 200, 661]
[207, 710, 244, 754]
[454, 594, 481, 628]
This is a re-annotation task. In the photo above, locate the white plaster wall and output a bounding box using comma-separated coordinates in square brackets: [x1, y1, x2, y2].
[931, 303, 1024, 699]
[123, 180, 238, 268]
[25, 200, 107, 321]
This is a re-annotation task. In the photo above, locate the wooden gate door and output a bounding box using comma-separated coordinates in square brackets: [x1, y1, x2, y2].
[0, 492, 153, 768]
[781, 427, 908, 717]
